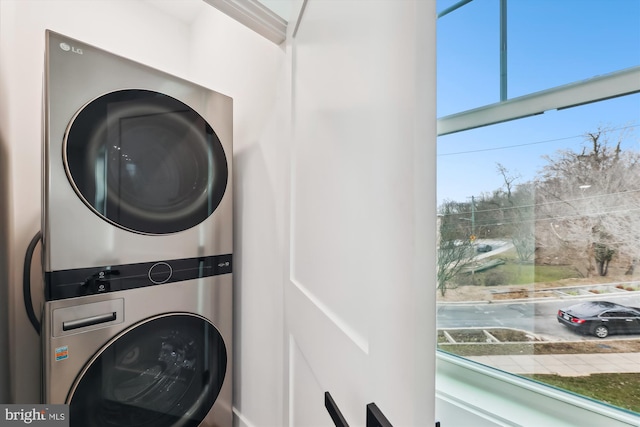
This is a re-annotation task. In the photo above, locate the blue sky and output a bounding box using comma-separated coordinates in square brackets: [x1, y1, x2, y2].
[436, 0, 640, 206]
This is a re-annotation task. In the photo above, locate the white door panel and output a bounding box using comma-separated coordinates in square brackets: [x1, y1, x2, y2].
[290, 339, 327, 426]
[287, 284, 368, 426]
[285, 1, 436, 426]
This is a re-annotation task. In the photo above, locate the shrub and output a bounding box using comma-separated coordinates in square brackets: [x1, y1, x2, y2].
[484, 270, 508, 287]
[454, 273, 479, 287]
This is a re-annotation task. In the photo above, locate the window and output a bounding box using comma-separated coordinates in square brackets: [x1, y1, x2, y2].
[437, 0, 640, 417]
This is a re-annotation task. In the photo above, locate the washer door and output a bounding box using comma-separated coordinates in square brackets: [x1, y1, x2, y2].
[68, 314, 227, 427]
[64, 89, 228, 235]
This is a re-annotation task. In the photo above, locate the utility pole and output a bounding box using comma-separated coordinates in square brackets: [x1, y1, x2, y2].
[471, 195, 476, 236]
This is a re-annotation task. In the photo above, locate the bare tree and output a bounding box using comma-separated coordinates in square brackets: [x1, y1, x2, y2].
[496, 162, 520, 202]
[496, 163, 535, 262]
[510, 182, 536, 262]
[437, 201, 476, 296]
[535, 126, 640, 276]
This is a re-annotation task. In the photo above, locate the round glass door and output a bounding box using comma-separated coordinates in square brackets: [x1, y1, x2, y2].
[68, 314, 227, 427]
[64, 89, 228, 235]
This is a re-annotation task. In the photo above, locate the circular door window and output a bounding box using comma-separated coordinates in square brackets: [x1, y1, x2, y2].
[68, 314, 227, 427]
[64, 90, 228, 235]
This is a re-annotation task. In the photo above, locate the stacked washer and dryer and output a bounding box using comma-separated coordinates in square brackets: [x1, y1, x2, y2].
[38, 31, 233, 427]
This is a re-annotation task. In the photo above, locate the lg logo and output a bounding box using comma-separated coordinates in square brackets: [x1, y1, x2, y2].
[59, 42, 83, 55]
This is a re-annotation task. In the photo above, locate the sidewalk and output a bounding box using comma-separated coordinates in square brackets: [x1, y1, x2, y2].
[467, 352, 640, 376]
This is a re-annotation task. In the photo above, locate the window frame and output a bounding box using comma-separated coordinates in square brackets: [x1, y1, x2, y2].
[437, 352, 640, 426]
[437, 66, 640, 137]
[436, 1, 640, 423]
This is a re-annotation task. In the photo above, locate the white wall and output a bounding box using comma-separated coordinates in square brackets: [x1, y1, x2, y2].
[0, 2, 9, 403]
[0, 3, 285, 426]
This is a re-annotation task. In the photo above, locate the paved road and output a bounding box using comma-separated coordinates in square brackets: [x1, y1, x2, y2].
[473, 239, 513, 261]
[437, 292, 640, 341]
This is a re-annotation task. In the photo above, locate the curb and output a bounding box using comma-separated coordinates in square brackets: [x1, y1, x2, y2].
[437, 287, 640, 306]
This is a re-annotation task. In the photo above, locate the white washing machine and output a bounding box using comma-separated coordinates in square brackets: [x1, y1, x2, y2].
[39, 30, 233, 427]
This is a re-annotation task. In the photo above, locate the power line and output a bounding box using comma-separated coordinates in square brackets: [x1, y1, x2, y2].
[437, 123, 639, 157]
[441, 204, 640, 230]
[441, 188, 640, 217]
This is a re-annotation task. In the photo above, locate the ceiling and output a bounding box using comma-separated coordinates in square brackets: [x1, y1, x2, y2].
[144, 0, 290, 24]
[144, 0, 207, 24]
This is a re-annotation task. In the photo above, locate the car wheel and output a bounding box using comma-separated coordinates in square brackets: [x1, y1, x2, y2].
[593, 325, 609, 338]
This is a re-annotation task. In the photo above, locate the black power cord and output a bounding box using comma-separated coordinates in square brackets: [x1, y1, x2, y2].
[23, 231, 42, 334]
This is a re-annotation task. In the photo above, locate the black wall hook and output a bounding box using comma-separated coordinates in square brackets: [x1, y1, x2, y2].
[325, 392, 350, 427]
[366, 402, 393, 427]
[325, 391, 395, 427]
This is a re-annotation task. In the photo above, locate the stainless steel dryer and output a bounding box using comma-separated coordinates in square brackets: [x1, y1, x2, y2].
[40, 31, 233, 427]
[44, 30, 232, 272]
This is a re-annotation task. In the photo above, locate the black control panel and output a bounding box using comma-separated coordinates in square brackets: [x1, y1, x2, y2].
[45, 254, 232, 301]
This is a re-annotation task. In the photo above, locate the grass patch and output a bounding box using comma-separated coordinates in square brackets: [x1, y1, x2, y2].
[456, 248, 579, 287]
[524, 373, 640, 414]
[438, 339, 640, 357]
[496, 263, 534, 285]
[439, 342, 533, 356]
[533, 264, 580, 282]
[487, 329, 537, 342]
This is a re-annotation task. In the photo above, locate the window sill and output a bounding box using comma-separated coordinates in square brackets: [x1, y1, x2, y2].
[435, 351, 639, 426]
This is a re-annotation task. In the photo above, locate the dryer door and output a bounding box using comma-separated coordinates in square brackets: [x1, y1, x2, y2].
[68, 314, 227, 427]
[64, 89, 228, 235]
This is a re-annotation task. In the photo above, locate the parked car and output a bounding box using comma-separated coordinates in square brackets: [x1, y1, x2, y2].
[557, 301, 640, 338]
[476, 243, 492, 253]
